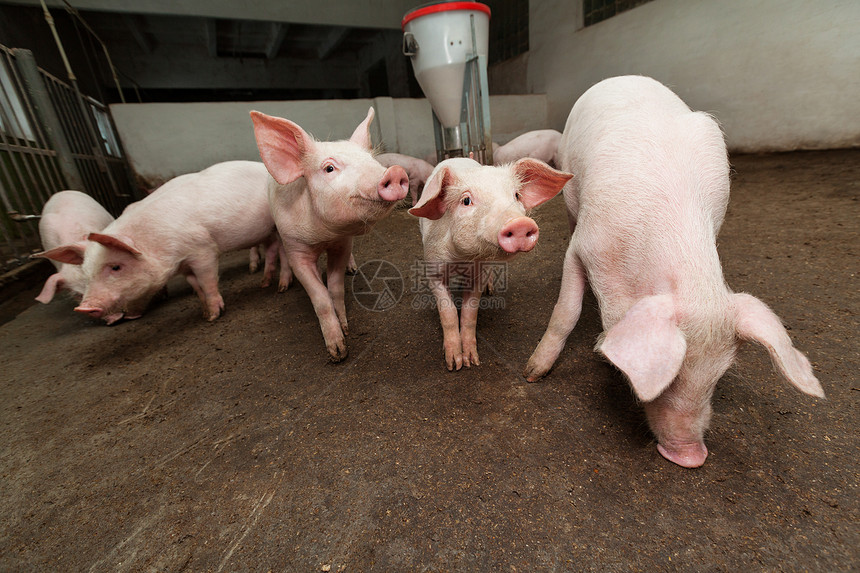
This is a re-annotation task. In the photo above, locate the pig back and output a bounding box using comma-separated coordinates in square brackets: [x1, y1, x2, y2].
[127, 161, 275, 254]
[39, 190, 114, 252]
[561, 76, 731, 318]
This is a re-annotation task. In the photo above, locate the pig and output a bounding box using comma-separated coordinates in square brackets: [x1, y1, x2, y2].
[523, 75, 824, 468]
[74, 160, 287, 324]
[409, 157, 572, 371]
[493, 130, 562, 168]
[31, 190, 114, 304]
[375, 153, 434, 205]
[250, 107, 409, 361]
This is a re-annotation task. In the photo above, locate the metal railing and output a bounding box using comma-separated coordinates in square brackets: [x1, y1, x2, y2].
[0, 43, 136, 274]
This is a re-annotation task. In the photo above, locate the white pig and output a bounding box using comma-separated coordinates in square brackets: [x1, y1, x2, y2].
[410, 157, 572, 371]
[523, 75, 824, 468]
[493, 130, 562, 168]
[250, 107, 409, 361]
[74, 160, 285, 324]
[31, 190, 114, 304]
[375, 152, 434, 205]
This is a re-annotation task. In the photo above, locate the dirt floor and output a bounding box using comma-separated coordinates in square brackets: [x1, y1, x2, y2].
[0, 149, 857, 571]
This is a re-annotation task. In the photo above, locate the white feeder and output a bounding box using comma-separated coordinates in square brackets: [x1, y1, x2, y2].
[403, 1, 493, 164]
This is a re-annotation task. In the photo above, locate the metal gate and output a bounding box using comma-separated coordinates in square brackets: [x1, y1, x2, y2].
[0, 43, 137, 275]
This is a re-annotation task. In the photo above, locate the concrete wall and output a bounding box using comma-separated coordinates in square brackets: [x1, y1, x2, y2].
[529, 0, 860, 152]
[110, 94, 548, 184]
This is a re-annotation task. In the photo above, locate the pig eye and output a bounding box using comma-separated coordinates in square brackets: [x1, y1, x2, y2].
[323, 162, 336, 174]
[515, 192, 523, 202]
[110, 264, 121, 272]
[462, 196, 472, 206]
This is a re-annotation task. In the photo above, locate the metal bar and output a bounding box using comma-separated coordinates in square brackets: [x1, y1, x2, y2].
[13, 49, 84, 192]
[6, 55, 64, 212]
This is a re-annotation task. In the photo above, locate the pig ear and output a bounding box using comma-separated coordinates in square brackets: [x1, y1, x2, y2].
[35, 273, 64, 304]
[408, 166, 454, 220]
[250, 110, 313, 185]
[349, 107, 375, 150]
[31, 242, 86, 265]
[87, 233, 143, 257]
[733, 293, 825, 398]
[513, 158, 573, 210]
[598, 294, 687, 402]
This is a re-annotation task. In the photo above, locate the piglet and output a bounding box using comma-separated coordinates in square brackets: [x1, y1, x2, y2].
[523, 75, 824, 468]
[410, 157, 572, 370]
[493, 130, 562, 168]
[31, 190, 114, 304]
[74, 160, 285, 324]
[375, 153, 434, 206]
[251, 107, 409, 361]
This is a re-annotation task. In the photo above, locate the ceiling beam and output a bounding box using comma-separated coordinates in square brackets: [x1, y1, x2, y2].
[8, 0, 419, 30]
[109, 51, 359, 90]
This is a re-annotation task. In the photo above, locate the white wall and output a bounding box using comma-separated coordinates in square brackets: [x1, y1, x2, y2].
[111, 94, 548, 185]
[529, 0, 860, 152]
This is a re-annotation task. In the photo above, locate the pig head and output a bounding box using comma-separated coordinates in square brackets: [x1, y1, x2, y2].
[75, 232, 167, 325]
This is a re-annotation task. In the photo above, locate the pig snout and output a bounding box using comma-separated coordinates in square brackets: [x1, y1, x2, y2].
[74, 305, 103, 318]
[498, 217, 540, 253]
[657, 441, 709, 469]
[378, 166, 409, 202]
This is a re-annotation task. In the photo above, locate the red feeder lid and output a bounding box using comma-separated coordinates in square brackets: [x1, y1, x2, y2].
[402, 1, 491, 30]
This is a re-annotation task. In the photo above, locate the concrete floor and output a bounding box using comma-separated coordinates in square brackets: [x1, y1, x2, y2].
[1, 150, 857, 571]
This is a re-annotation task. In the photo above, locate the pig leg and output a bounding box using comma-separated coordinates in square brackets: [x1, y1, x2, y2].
[430, 278, 463, 371]
[249, 245, 261, 274]
[277, 242, 292, 292]
[524, 241, 587, 380]
[460, 285, 482, 367]
[325, 238, 352, 335]
[35, 273, 64, 304]
[261, 240, 279, 288]
[184, 252, 225, 321]
[288, 248, 347, 361]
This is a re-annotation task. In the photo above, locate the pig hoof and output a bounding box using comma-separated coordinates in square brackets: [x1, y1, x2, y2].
[328, 345, 348, 363]
[463, 350, 480, 367]
[261, 277, 271, 288]
[523, 355, 551, 382]
[522, 366, 548, 383]
[657, 442, 708, 468]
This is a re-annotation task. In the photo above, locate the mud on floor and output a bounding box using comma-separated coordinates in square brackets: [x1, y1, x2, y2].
[1, 150, 857, 571]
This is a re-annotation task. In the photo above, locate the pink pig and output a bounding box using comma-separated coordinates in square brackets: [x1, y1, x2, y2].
[31, 190, 114, 304]
[250, 107, 408, 361]
[524, 76, 824, 468]
[72, 160, 284, 324]
[493, 130, 562, 168]
[410, 157, 572, 371]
